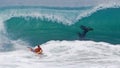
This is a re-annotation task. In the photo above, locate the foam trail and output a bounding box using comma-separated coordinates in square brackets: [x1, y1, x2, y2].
[0, 2, 120, 26]
[0, 8, 79, 25]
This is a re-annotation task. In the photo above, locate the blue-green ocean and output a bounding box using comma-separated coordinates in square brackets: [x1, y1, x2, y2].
[1, 6, 119, 45]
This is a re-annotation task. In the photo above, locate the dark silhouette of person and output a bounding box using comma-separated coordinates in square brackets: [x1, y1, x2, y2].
[78, 25, 93, 40]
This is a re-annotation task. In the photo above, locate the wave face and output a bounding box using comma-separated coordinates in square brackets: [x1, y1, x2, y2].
[2, 6, 120, 45]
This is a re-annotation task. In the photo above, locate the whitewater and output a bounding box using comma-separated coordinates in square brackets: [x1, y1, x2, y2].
[0, 41, 120, 68]
[0, 3, 120, 68]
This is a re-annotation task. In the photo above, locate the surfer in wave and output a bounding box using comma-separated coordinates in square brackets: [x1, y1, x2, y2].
[29, 45, 43, 54]
[78, 25, 93, 40]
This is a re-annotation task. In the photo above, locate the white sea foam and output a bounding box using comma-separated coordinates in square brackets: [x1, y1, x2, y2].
[0, 40, 120, 68]
[0, 8, 77, 25]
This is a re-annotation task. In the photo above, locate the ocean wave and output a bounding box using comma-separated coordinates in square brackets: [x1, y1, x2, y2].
[0, 2, 120, 68]
[0, 3, 120, 46]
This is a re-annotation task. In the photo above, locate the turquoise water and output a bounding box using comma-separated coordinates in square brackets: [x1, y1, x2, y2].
[1, 6, 120, 45]
[5, 16, 79, 45]
[75, 8, 120, 44]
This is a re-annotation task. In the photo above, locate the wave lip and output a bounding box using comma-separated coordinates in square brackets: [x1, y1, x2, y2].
[76, 3, 120, 22]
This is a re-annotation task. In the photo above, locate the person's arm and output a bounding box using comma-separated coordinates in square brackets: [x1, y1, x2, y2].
[37, 45, 40, 48]
[37, 45, 43, 54]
